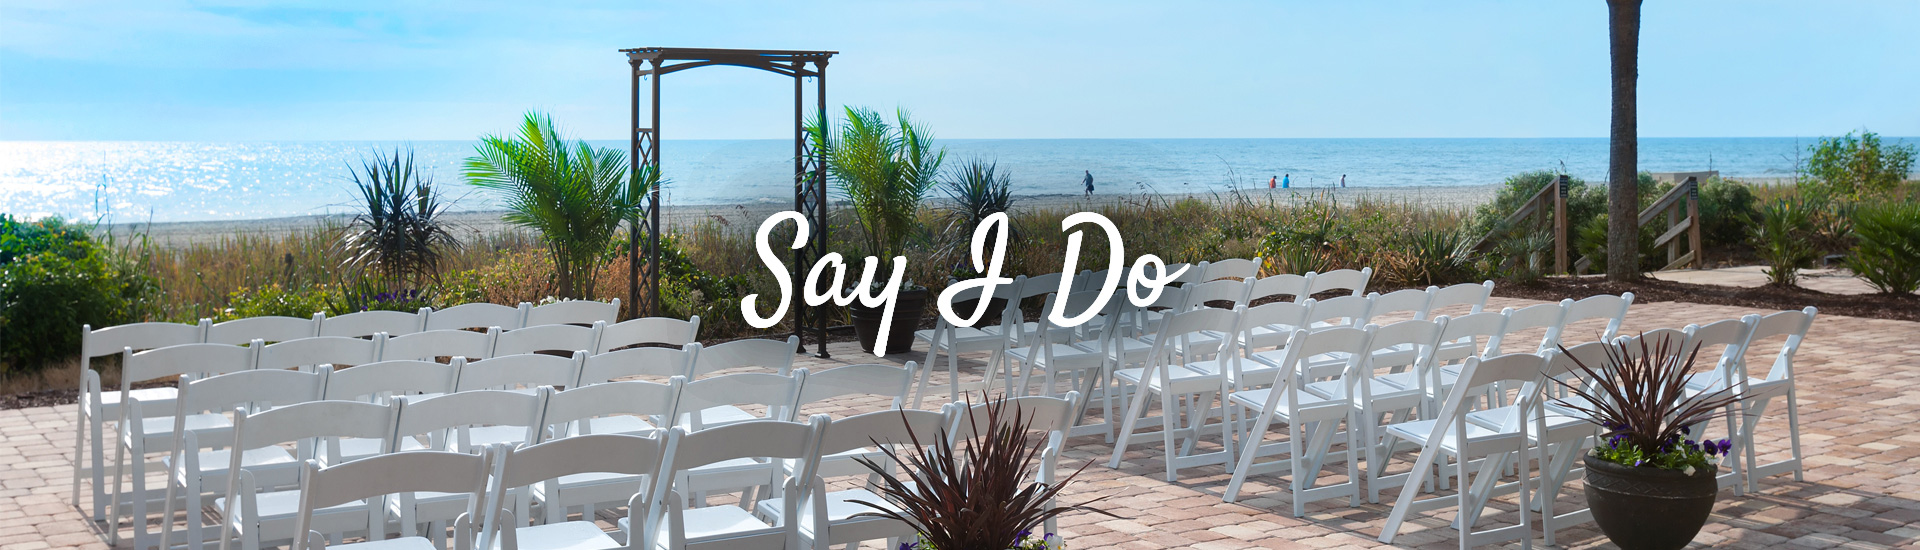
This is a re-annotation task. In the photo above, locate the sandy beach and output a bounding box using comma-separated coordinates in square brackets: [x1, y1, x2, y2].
[106, 184, 1498, 247]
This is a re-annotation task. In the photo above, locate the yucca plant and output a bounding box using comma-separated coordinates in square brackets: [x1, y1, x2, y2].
[851, 396, 1116, 550]
[1383, 224, 1480, 286]
[944, 156, 1015, 238]
[806, 107, 945, 270]
[1845, 201, 1920, 294]
[337, 147, 460, 289]
[465, 112, 647, 299]
[1551, 337, 1741, 472]
[1750, 197, 1819, 287]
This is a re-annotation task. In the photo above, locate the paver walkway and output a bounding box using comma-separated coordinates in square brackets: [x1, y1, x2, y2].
[1650, 266, 1893, 295]
[4, 297, 1918, 549]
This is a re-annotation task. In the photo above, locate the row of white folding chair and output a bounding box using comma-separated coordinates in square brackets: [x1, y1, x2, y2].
[1242, 267, 1376, 304]
[1717, 307, 1816, 493]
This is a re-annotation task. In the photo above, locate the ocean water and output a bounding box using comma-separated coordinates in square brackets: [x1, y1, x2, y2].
[0, 137, 1836, 223]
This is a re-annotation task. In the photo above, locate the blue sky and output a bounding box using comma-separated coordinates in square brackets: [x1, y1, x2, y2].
[2, 1, 1915, 141]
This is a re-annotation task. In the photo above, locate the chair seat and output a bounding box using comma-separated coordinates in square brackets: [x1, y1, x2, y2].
[582, 415, 658, 436]
[332, 436, 428, 464]
[499, 521, 621, 550]
[93, 387, 181, 414]
[336, 537, 440, 550]
[467, 425, 533, 448]
[216, 489, 366, 523]
[1008, 343, 1103, 368]
[914, 327, 1005, 351]
[620, 504, 778, 546]
[1227, 388, 1345, 420]
[1384, 419, 1524, 454]
[679, 406, 760, 430]
[165, 446, 299, 486]
[757, 488, 902, 524]
[1113, 363, 1219, 394]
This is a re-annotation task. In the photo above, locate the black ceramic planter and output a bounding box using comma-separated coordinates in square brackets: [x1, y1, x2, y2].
[1582, 454, 1719, 550]
[849, 288, 929, 355]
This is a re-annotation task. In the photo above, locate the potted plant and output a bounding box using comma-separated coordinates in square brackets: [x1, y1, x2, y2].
[1553, 336, 1741, 550]
[806, 107, 944, 354]
[851, 396, 1116, 550]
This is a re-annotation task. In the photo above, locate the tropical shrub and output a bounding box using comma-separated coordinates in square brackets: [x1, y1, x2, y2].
[1845, 201, 1920, 294]
[465, 111, 648, 299]
[943, 156, 1015, 237]
[1750, 198, 1821, 287]
[1575, 214, 1660, 274]
[338, 148, 459, 288]
[1378, 223, 1482, 287]
[807, 106, 945, 276]
[1, 216, 158, 376]
[1488, 229, 1557, 284]
[1695, 178, 1757, 248]
[1801, 130, 1917, 199]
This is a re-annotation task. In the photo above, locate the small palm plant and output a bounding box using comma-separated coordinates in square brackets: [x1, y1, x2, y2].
[1750, 197, 1819, 287]
[464, 112, 648, 299]
[852, 396, 1116, 550]
[1552, 337, 1741, 473]
[337, 147, 460, 289]
[806, 107, 945, 271]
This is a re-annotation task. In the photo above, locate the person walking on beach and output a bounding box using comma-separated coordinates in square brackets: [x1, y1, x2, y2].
[1282, 173, 1290, 189]
[1269, 175, 1277, 189]
[1083, 170, 1094, 197]
[1340, 174, 1347, 188]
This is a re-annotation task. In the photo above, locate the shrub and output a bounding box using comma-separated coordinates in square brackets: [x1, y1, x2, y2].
[943, 156, 1015, 238]
[1575, 214, 1661, 275]
[1488, 229, 1557, 284]
[1845, 202, 1920, 294]
[1696, 178, 1757, 248]
[1750, 198, 1820, 287]
[807, 106, 945, 282]
[221, 284, 335, 321]
[1801, 130, 1917, 199]
[1378, 224, 1482, 287]
[1, 216, 157, 376]
[337, 147, 460, 288]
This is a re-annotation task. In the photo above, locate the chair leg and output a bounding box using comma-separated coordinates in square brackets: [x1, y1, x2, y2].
[1786, 387, 1805, 482]
[1107, 380, 1152, 469]
[72, 406, 88, 513]
[1161, 390, 1181, 482]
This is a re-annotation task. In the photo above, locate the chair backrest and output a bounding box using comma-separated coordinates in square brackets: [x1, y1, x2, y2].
[1426, 280, 1495, 317]
[493, 322, 603, 357]
[1432, 311, 1508, 360]
[1615, 328, 1689, 365]
[1743, 307, 1816, 383]
[232, 400, 395, 459]
[1441, 353, 1551, 437]
[1184, 279, 1253, 310]
[948, 392, 1080, 441]
[577, 344, 699, 385]
[542, 378, 683, 438]
[1540, 341, 1613, 402]
[596, 316, 702, 353]
[1074, 268, 1121, 292]
[319, 309, 426, 338]
[177, 368, 329, 420]
[814, 407, 953, 457]
[1307, 267, 1372, 297]
[1688, 316, 1758, 382]
[1149, 306, 1242, 360]
[457, 352, 583, 392]
[1366, 288, 1432, 321]
[1359, 319, 1446, 398]
[1490, 300, 1569, 354]
[796, 363, 917, 412]
[654, 417, 826, 498]
[291, 451, 491, 550]
[424, 302, 528, 331]
[323, 360, 458, 402]
[122, 343, 254, 389]
[1016, 272, 1064, 302]
[1556, 292, 1635, 345]
[1203, 257, 1261, 282]
[1236, 300, 1311, 350]
[394, 388, 551, 453]
[689, 336, 798, 377]
[205, 315, 318, 345]
[1306, 294, 1372, 329]
[1278, 326, 1373, 384]
[677, 371, 806, 427]
[1248, 273, 1313, 304]
[82, 320, 207, 362]
[380, 328, 496, 362]
[496, 433, 666, 509]
[257, 335, 383, 371]
[523, 299, 619, 327]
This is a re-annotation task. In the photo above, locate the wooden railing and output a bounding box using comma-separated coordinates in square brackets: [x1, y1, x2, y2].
[1476, 174, 1570, 275]
[1573, 176, 1703, 273]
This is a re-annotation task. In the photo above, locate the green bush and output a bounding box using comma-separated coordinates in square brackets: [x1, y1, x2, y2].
[1, 216, 158, 376]
[1801, 130, 1916, 199]
[1696, 178, 1757, 248]
[1574, 214, 1662, 274]
[1750, 198, 1821, 287]
[221, 284, 336, 321]
[1845, 202, 1920, 294]
[1378, 224, 1482, 287]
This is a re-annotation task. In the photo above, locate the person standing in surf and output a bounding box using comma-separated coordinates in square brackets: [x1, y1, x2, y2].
[1282, 173, 1290, 189]
[1083, 170, 1094, 197]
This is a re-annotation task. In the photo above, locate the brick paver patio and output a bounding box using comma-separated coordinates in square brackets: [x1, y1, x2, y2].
[4, 297, 1918, 549]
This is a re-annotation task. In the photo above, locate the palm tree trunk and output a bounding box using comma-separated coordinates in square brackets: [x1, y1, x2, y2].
[1606, 0, 1643, 282]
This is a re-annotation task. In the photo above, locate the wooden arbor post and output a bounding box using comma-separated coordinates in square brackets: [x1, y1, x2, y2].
[622, 47, 839, 356]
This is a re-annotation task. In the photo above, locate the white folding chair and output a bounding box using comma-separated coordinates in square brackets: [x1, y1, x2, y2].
[494, 322, 604, 357]
[323, 360, 460, 404]
[1340, 319, 1447, 503]
[577, 344, 699, 386]
[1223, 326, 1369, 515]
[73, 320, 207, 518]
[676, 371, 805, 430]
[597, 316, 702, 354]
[214, 400, 398, 550]
[159, 368, 330, 550]
[1366, 288, 1432, 322]
[458, 353, 583, 395]
[913, 279, 1022, 407]
[205, 315, 320, 345]
[1426, 280, 1495, 319]
[1009, 291, 1122, 440]
[524, 299, 620, 327]
[1726, 307, 1815, 492]
[755, 407, 953, 550]
[981, 272, 1061, 346]
[1550, 292, 1634, 347]
[1202, 257, 1262, 282]
[689, 337, 797, 378]
[287, 451, 491, 550]
[544, 378, 684, 440]
[627, 417, 828, 550]
[258, 335, 383, 372]
[1306, 267, 1372, 297]
[1109, 307, 1243, 481]
[391, 390, 552, 540]
[490, 434, 666, 550]
[1247, 273, 1314, 304]
[789, 364, 917, 483]
[425, 302, 529, 332]
[382, 328, 498, 362]
[1376, 353, 1543, 549]
[1305, 294, 1371, 330]
[1487, 300, 1570, 356]
[1673, 316, 1758, 493]
[1238, 299, 1312, 354]
[108, 343, 255, 547]
[320, 309, 427, 338]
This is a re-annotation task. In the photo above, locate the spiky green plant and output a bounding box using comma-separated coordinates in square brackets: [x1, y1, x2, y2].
[1845, 201, 1920, 294]
[806, 107, 945, 266]
[337, 148, 460, 289]
[851, 396, 1115, 550]
[1750, 197, 1819, 287]
[464, 112, 647, 299]
[944, 156, 1015, 235]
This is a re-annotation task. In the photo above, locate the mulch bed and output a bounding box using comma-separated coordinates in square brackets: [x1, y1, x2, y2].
[1492, 276, 1920, 323]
